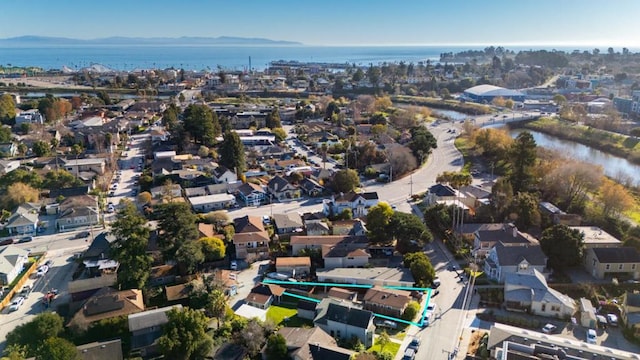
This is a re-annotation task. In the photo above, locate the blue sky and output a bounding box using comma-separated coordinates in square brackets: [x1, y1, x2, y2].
[1, 0, 639, 46]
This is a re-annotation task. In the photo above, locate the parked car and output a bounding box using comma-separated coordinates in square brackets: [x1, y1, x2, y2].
[402, 348, 416, 360]
[21, 285, 32, 295]
[9, 296, 25, 311]
[408, 338, 421, 351]
[230, 261, 238, 271]
[542, 323, 557, 334]
[374, 319, 398, 329]
[607, 314, 618, 327]
[18, 236, 33, 243]
[74, 231, 90, 239]
[0, 238, 15, 246]
[586, 329, 597, 344]
[432, 277, 441, 288]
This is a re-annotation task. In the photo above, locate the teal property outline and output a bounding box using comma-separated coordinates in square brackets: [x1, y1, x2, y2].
[262, 279, 433, 328]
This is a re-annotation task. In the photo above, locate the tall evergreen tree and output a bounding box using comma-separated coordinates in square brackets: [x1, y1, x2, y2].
[182, 104, 220, 146]
[157, 202, 199, 259]
[508, 131, 537, 193]
[265, 108, 281, 129]
[218, 130, 246, 173]
[110, 201, 152, 289]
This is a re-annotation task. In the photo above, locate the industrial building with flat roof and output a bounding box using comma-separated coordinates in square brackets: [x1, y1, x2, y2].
[316, 267, 414, 287]
[463, 84, 525, 103]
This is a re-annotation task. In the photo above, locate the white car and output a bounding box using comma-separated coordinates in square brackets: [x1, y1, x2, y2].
[424, 302, 437, 326]
[230, 261, 238, 271]
[9, 296, 25, 311]
[586, 329, 597, 344]
[36, 265, 49, 277]
[607, 314, 618, 327]
[542, 323, 557, 334]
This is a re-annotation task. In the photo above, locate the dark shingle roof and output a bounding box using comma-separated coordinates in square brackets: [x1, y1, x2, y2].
[493, 243, 547, 266]
[314, 299, 373, 329]
[592, 247, 640, 263]
[428, 183, 456, 197]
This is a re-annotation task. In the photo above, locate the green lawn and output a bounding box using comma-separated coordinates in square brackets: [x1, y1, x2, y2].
[266, 303, 313, 327]
[368, 340, 401, 357]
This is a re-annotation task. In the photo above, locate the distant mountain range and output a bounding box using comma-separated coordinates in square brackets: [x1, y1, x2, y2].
[0, 35, 303, 46]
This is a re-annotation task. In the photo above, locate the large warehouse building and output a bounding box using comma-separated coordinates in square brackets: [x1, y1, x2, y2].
[463, 84, 525, 103]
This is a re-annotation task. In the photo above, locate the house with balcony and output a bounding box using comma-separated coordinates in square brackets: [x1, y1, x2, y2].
[233, 215, 270, 260]
[584, 247, 640, 280]
[322, 191, 379, 218]
[236, 182, 266, 206]
[484, 242, 548, 283]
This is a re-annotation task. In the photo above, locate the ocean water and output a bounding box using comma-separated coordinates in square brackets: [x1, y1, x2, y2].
[0, 45, 459, 71]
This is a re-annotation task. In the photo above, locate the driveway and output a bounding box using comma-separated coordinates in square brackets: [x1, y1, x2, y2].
[229, 260, 270, 310]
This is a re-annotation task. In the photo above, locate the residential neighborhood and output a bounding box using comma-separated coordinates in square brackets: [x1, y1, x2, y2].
[1, 36, 640, 360]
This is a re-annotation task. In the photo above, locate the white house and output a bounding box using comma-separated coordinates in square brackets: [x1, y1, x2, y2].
[504, 270, 576, 319]
[62, 158, 106, 175]
[0, 159, 20, 175]
[212, 166, 237, 184]
[322, 245, 370, 269]
[15, 109, 44, 125]
[313, 298, 375, 348]
[188, 194, 236, 213]
[322, 191, 379, 218]
[0, 246, 30, 285]
[5, 203, 39, 235]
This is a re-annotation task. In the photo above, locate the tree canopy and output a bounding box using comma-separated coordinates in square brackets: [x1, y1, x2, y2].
[540, 224, 584, 271]
[110, 201, 152, 289]
[403, 252, 436, 287]
[330, 169, 360, 194]
[0, 93, 16, 125]
[265, 108, 282, 129]
[158, 308, 214, 360]
[265, 333, 288, 360]
[183, 104, 220, 146]
[218, 130, 246, 174]
[408, 126, 437, 163]
[35, 337, 80, 360]
[157, 202, 200, 259]
[508, 131, 537, 193]
[366, 202, 394, 243]
[5, 312, 65, 357]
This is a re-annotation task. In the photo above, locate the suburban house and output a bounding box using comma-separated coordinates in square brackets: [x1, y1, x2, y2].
[150, 184, 182, 200]
[332, 219, 367, 236]
[584, 247, 640, 280]
[67, 274, 118, 302]
[363, 286, 412, 318]
[317, 267, 415, 288]
[504, 270, 576, 318]
[245, 283, 285, 310]
[233, 215, 270, 260]
[76, 339, 123, 360]
[212, 166, 237, 184]
[0, 143, 17, 157]
[322, 191, 379, 218]
[129, 305, 183, 358]
[0, 246, 30, 286]
[322, 244, 370, 269]
[327, 287, 358, 302]
[68, 288, 145, 330]
[0, 159, 20, 175]
[621, 292, 640, 339]
[424, 183, 464, 206]
[570, 226, 622, 249]
[267, 175, 300, 201]
[305, 221, 330, 236]
[314, 298, 375, 348]
[150, 128, 170, 142]
[61, 158, 106, 175]
[188, 193, 236, 212]
[297, 300, 318, 320]
[299, 178, 324, 197]
[5, 202, 40, 235]
[15, 109, 44, 125]
[164, 283, 191, 305]
[56, 195, 100, 232]
[484, 243, 548, 283]
[290, 235, 368, 256]
[472, 223, 538, 259]
[236, 182, 267, 206]
[273, 212, 304, 234]
[265, 327, 355, 360]
[275, 257, 311, 277]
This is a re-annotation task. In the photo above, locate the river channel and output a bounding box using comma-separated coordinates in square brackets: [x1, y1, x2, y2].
[508, 128, 640, 185]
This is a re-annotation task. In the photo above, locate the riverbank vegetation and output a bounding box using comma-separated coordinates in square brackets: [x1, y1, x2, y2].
[392, 95, 491, 115]
[447, 125, 640, 253]
[517, 117, 640, 166]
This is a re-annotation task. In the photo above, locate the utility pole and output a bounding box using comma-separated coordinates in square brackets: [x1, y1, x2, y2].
[409, 174, 413, 197]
